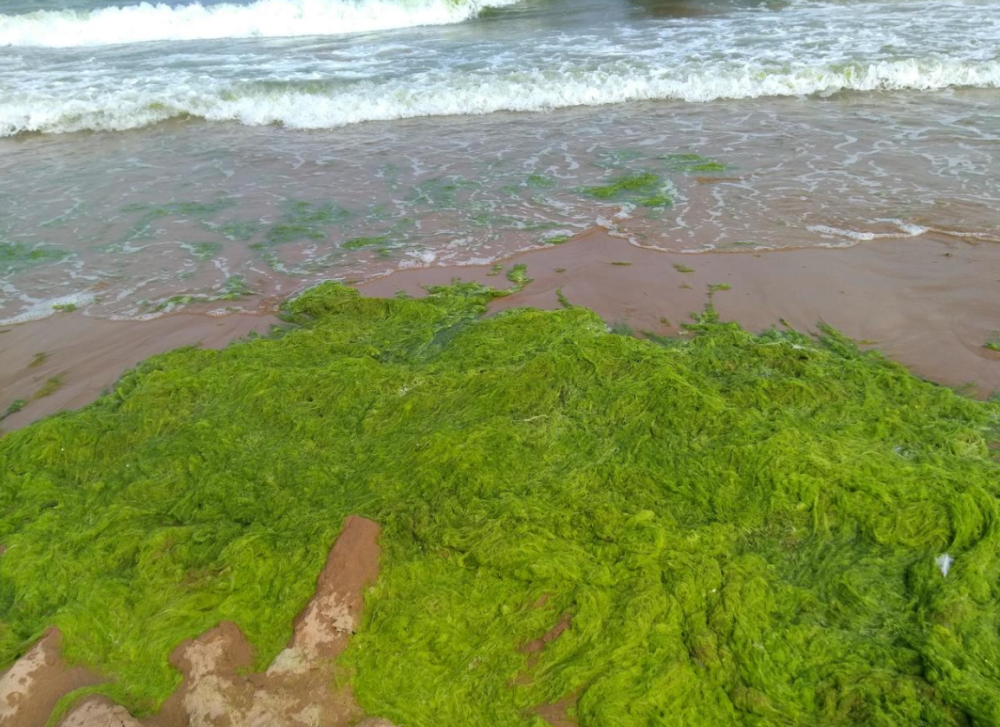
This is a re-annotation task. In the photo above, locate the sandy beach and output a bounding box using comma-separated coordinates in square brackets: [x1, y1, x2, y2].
[4, 0, 1000, 723]
[3, 229, 997, 435]
[364, 230, 1000, 393]
[0, 311, 278, 431]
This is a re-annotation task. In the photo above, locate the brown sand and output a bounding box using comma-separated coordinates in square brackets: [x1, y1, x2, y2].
[0, 629, 103, 727]
[0, 312, 279, 433]
[523, 613, 573, 656]
[0, 516, 388, 727]
[535, 695, 580, 727]
[360, 230, 1000, 395]
[517, 610, 578, 726]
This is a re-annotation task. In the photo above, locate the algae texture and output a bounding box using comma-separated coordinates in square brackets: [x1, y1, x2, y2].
[0, 242, 69, 275]
[584, 172, 674, 207]
[1, 283, 999, 726]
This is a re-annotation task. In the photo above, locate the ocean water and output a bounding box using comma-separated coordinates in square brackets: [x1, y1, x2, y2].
[1, 0, 998, 323]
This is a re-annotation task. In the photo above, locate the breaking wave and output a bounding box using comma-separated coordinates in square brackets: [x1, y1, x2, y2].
[2, 57, 999, 136]
[0, 0, 517, 48]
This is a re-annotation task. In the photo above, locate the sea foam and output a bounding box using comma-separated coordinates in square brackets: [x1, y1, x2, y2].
[0, 0, 516, 48]
[2, 57, 999, 137]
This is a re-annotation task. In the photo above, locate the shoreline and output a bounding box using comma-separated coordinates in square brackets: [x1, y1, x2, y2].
[2, 230, 998, 432]
[0, 311, 279, 432]
[366, 229, 1000, 394]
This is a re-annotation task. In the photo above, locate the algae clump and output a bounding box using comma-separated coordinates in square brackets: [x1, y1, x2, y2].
[659, 152, 729, 173]
[266, 200, 351, 246]
[0, 242, 69, 275]
[343, 234, 390, 250]
[584, 172, 674, 207]
[0, 282, 999, 726]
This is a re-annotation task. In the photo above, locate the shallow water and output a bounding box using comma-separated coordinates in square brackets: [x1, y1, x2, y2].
[1, 0, 998, 323]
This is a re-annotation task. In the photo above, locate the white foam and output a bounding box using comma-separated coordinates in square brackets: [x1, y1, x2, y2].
[807, 221, 930, 242]
[0, 0, 517, 48]
[0, 292, 95, 326]
[3, 58, 999, 137]
[397, 248, 437, 268]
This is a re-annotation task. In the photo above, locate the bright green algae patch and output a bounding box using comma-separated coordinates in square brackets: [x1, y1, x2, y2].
[1, 283, 1000, 726]
[584, 172, 674, 207]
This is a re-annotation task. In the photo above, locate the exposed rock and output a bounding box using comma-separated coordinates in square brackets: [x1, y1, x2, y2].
[59, 697, 142, 727]
[0, 629, 101, 727]
[62, 515, 387, 727]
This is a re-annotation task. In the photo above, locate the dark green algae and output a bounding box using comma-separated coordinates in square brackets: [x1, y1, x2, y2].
[1, 281, 999, 726]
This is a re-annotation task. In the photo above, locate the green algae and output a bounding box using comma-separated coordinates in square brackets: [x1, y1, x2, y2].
[32, 375, 62, 399]
[52, 303, 77, 313]
[505, 263, 532, 288]
[674, 263, 695, 273]
[526, 174, 556, 189]
[609, 319, 635, 336]
[583, 171, 674, 208]
[0, 282, 999, 725]
[219, 275, 251, 299]
[28, 352, 47, 369]
[183, 241, 223, 261]
[216, 221, 264, 242]
[985, 333, 1000, 352]
[469, 211, 559, 232]
[659, 153, 730, 174]
[586, 172, 659, 197]
[120, 199, 236, 242]
[343, 235, 390, 251]
[0, 242, 69, 275]
[266, 200, 351, 246]
[153, 275, 251, 312]
[637, 193, 672, 207]
[266, 223, 327, 245]
[410, 177, 478, 209]
[0, 399, 26, 422]
[121, 199, 235, 219]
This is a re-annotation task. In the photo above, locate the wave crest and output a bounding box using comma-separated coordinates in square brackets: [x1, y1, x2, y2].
[2, 58, 999, 136]
[0, 0, 510, 48]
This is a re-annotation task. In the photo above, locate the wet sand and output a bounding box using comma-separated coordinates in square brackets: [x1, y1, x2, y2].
[0, 312, 279, 432]
[1, 230, 998, 434]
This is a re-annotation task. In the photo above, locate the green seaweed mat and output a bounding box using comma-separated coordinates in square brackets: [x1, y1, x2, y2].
[1, 281, 999, 726]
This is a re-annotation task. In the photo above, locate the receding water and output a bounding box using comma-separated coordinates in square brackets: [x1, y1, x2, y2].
[1, 0, 998, 323]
